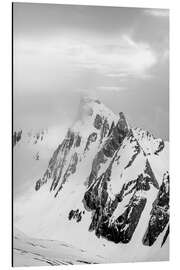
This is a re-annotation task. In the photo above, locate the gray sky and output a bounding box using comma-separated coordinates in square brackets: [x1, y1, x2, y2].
[13, 3, 169, 140]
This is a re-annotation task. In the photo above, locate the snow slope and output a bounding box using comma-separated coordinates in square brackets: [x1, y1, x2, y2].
[13, 228, 105, 267]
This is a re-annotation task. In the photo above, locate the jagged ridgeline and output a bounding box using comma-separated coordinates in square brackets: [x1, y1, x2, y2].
[34, 97, 169, 247]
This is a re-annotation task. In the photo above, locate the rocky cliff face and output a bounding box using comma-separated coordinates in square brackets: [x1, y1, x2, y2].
[35, 97, 118, 196]
[143, 171, 169, 246]
[82, 117, 166, 245]
[16, 97, 169, 258]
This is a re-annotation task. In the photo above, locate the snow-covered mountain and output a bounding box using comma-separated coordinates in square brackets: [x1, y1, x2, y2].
[13, 97, 169, 265]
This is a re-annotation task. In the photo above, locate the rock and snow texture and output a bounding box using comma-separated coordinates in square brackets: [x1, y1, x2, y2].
[13, 97, 169, 266]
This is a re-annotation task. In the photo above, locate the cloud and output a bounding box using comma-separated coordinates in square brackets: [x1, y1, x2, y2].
[144, 9, 169, 18]
[107, 72, 128, 78]
[96, 86, 126, 92]
[15, 33, 157, 94]
[69, 34, 157, 78]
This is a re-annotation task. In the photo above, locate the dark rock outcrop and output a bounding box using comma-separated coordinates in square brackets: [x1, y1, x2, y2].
[35, 129, 76, 193]
[13, 130, 22, 147]
[84, 132, 97, 152]
[68, 209, 84, 223]
[143, 172, 169, 246]
[83, 121, 161, 244]
[83, 156, 150, 243]
[99, 119, 109, 144]
[86, 113, 129, 188]
[161, 225, 169, 247]
[94, 114, 103, 129]
[54, 152, 78, 197]
[124, 131, 140, 169]
[96, 196, 147, 243]
[35, 179, 41, 191]
[137, 159, 160, 190]
[75, 134, 81, 147]
[103, 112, 129, 158]
[154, 140, 165, 155]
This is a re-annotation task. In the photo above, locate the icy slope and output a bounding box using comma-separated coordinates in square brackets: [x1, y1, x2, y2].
[13, 228, 104, 267]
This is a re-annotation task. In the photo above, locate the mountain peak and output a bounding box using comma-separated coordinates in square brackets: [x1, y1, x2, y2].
[80, 96, 101, 106]
[118, 111, 129, 131]
[73, 96, 117, 130]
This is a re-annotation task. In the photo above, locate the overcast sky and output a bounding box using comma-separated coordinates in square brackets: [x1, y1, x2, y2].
[13, 3, 169, 140]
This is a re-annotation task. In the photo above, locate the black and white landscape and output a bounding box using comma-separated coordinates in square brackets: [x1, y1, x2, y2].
[13, 3, 169, 267]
